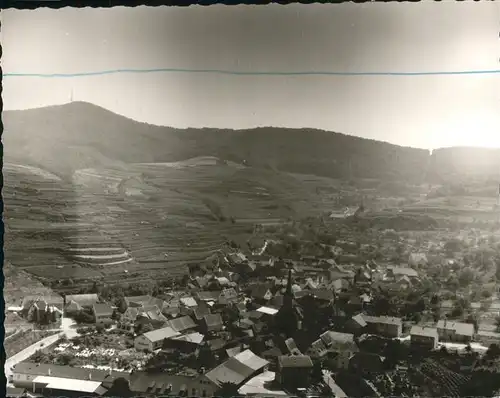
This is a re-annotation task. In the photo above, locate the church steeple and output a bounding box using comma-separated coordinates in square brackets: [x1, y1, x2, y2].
[283, 267, 294, 308]
[285, 268, 293, 297]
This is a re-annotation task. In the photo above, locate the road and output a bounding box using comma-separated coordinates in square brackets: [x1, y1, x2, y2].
[5, 332, 62, 386]
[5, 315, 79, 387]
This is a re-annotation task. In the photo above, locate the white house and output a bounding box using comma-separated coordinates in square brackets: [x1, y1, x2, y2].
[134, 326, 180, 352]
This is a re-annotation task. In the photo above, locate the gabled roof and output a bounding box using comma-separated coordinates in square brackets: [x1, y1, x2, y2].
[180, 297, 198, 308]
[203, 314, 224, 329]
[196, 291, 221, 302]
[93, 303, 113, 317]
[320, 331, 358, 352]
[249, 284, 273, 299]
[307, 339, 329, 357]
[278, 355, 313, 368]
[204, 350, 268, 387]
[143, 326, 180, 343]
[12, 362, 129, 384]
[363, 315, 402, 327]
[65, 294, 99, 307]
[167, 315, 196, 332]
[410, 326, 438, 339]
[436, 320, 474, 337]
[193, 304, 211, 320]
[387, 266, 419, 278]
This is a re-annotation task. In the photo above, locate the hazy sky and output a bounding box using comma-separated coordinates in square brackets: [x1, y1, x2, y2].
[3, 3, 500, 149]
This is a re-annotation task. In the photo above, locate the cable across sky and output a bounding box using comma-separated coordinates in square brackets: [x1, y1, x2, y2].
[4, 68, 500, 78]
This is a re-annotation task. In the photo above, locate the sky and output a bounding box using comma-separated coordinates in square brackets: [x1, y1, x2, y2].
[2, 3, 500, 149]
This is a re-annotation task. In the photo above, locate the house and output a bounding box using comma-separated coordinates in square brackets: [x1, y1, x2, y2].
[218, 287, 239, 305]
[409, 253, 428, 267]
[249, 285, 274, 302]
[275, 355, 313, 390]
[475, 330, 500, 346]
[134, 305, 168, 329]
[92, 303, 114, 326]
[196, 291, 221, 303]
[203, 350, 269, 389]
[129, 371, 218, 398]
[64, 300, 83, 315]
[436, 320, 474, 343]
[22, 295, 64, 311]
[328, 264, 355, 281]
[26, 300, 62, 324]
[10, 362, 129, 395]
[346, 313, 368, 334]
[330, 279, 350, 293]
[134, 326, 180, 352]
[64, 294, 99, 309]
[363, 315, 403, 338]
[193, 303, 212, 322]
[123, 295, 167, 312]
[163, 332, 205, 355]
[306, 339, 329, 359]
[166, 315, 197, 334]
[320, 331, 359, 369]
[202, 314, 224, 333]
[410, 326, 439, 350]
[386, 266, 419, 280]
[180, 296, 198, 309]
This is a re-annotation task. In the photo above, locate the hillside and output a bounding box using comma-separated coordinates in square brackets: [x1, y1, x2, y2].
[4, 101, 500, 290]
[3, 101, 433, 182]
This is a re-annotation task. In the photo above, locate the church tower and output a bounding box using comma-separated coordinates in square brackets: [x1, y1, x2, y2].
[275, 267, 303, 337]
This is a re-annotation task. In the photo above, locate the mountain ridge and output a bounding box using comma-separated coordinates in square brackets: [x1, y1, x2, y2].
[3, 101, 500, 183]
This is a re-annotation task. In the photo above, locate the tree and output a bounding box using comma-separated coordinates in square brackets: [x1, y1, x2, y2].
[106, 377, 133, 397]
[216, 381, 239, 398]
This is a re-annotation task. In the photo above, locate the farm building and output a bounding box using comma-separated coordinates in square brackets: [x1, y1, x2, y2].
[10, 362, 129, 396]
[92, 303, 114, 326]
[410, 326, 439, 350]
[203, 349, 269, 389]
[134, 326, 180, 352]
[275, 355, 313, 390]
[436, 320, 474, 343]
[64, 294, 99, 309]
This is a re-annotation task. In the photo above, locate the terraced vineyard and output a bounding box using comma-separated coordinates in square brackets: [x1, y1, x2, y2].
[4, 157, 346, 292]
[418, 358, 470, 397]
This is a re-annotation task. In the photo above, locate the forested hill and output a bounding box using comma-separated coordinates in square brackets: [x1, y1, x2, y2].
[3, 101, 499, 183]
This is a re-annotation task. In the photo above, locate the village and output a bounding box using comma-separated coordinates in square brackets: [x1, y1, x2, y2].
[6, 222, 500, 398]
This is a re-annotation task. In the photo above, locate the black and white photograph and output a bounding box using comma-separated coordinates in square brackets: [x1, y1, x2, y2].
[3, 2, 500, 397]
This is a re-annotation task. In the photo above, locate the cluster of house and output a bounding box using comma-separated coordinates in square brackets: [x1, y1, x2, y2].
[10, 249, 500, 397]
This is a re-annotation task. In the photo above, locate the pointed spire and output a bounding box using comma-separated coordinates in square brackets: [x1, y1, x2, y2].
[285, 267, 293, 297]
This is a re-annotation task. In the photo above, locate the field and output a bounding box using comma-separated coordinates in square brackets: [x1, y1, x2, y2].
[6, 153, 500, 294]
[5, 157, 350, 291]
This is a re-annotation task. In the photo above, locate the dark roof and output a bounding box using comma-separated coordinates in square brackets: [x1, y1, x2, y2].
[205, 357, 254, 387]
[320, 331, 359, 352]
[278, 355, 313, 368]
[93, 303, 114, 317]
[129, 371, 197, 395]
[203, 314, 224, 328]
[167, 315, 196, 332]
[311, 289, 334, 301]
[13, 362, 129, 384]
[196, 291, 221, 302]
[250, 284, 272, 299]
[206, 338, 227, 351]
[65, 294, 99, 307]
[193, 304, 211, 320]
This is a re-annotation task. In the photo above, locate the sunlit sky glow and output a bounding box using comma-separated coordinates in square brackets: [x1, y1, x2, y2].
[2, 3, 500, 149]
